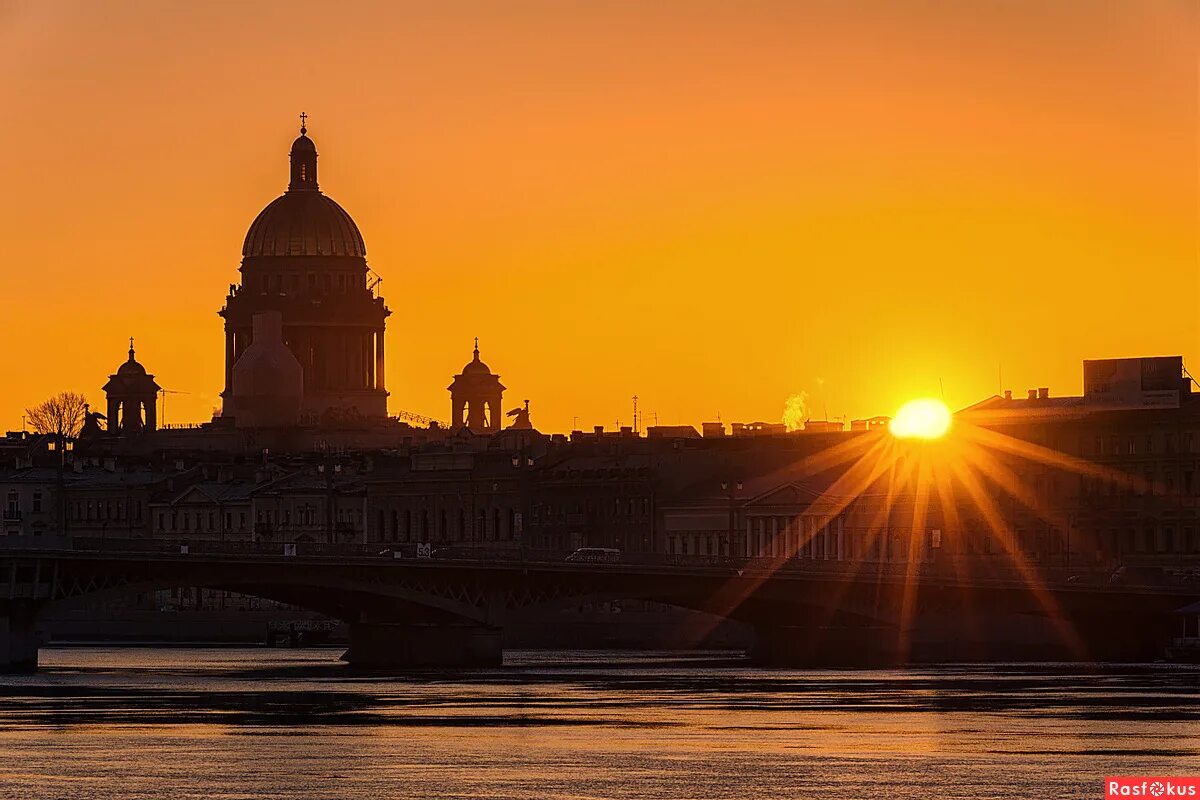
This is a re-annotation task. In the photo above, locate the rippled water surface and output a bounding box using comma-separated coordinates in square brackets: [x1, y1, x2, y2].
[0, 647, 1197, 799]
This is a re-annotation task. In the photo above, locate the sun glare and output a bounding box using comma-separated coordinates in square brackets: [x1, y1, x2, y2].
[889, 398, 952, 440]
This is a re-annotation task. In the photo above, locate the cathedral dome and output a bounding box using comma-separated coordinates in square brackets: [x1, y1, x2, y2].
[242, 192, 366, 258]
[241, 121, 367, 259]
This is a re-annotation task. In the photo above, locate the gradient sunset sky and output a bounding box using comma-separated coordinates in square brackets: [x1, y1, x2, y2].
[0, 1, 1195, 432]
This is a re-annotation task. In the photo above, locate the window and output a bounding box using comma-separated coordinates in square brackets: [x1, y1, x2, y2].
[32, 491, 42, 513]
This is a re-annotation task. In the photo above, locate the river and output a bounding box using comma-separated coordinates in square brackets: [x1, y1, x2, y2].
[0, 647, 1196, 799]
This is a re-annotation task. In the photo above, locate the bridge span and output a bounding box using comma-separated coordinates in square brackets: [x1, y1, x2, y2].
[1, 543, 1196, 672]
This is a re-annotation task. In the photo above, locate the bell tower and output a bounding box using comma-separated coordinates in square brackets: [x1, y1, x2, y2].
[448, 339, 505, 434]
[102, 339, 162, 434]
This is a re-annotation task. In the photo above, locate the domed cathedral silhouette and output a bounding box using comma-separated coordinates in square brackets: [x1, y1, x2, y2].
[219, 115, 390, 426]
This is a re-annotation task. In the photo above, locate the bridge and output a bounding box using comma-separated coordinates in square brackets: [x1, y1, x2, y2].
[2, 541, 1196, 672]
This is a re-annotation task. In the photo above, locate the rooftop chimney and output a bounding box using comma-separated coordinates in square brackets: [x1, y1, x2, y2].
[1038, 387, 1049, 399]
[1003, 390, 1012, 400]
[1027, 389, 1037, 400]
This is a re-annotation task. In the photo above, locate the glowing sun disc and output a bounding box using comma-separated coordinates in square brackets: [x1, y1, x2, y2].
[890, 398, 952, 439]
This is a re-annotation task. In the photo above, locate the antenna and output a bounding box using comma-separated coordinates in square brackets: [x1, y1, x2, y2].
[998, 363, 1003, 396]
[939, 378, 945, 401]
[632, 395, 639, 433]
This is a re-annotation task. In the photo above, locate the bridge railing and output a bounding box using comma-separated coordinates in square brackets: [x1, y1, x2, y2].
[6, 536, 1195, 590]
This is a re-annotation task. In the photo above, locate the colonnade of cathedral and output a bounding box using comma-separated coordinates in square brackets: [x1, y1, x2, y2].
[225, 327, 385, 395]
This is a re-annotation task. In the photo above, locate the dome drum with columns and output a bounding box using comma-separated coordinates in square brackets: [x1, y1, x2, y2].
[220, 118, 389, 425]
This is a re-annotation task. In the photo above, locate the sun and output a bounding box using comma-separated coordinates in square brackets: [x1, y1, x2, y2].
[889, 398, 952, 440]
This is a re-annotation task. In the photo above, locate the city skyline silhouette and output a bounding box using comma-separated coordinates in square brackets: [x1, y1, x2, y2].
[1, 6, 1198, 799]
[0, 1, 1195, 434]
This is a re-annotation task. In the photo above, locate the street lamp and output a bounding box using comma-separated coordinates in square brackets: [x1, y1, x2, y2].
[48, 434, 74, 543]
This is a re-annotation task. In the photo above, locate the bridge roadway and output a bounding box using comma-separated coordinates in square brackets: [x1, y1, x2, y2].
[1, 541, 1196, 672]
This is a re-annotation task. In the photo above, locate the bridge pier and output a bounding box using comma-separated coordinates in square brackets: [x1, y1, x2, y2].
[342, 622, 503, 668]
[0, 606, 42, 674]
[751, 625, 902, 668]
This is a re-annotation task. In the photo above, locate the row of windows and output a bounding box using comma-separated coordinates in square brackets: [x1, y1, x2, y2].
[1081, 469, 1199, 497]
[255, 271, 366, 295]
[1098, 526, 1200, 555]
[530, 498, 651, 524]
[157, 510, 247, 533]
[254, 507, 363, 527]
[5, 490, 42, 515]
[1089, 432, 1198, 457]
[375, 507, 518, 543]
[70, 498, 143, 523]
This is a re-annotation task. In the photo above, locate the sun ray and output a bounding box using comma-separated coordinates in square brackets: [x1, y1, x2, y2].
[956, 440, 1079, 564]
[957, 422, 1149, 495]
[947, 458, 1088, 658]
[896, 454, 933, 661]
[806, 451, 915, 632]
[930, 459, 984, 647]
[695, 435, 900, 637]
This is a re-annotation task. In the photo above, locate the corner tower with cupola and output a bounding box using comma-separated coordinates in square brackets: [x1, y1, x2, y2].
[448, 339, 505, 433]
[219, 116, 390, 424]
[103, 339, 162, 434]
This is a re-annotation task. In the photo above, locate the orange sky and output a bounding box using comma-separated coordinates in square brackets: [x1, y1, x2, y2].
[0, 1, 1195, 433]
